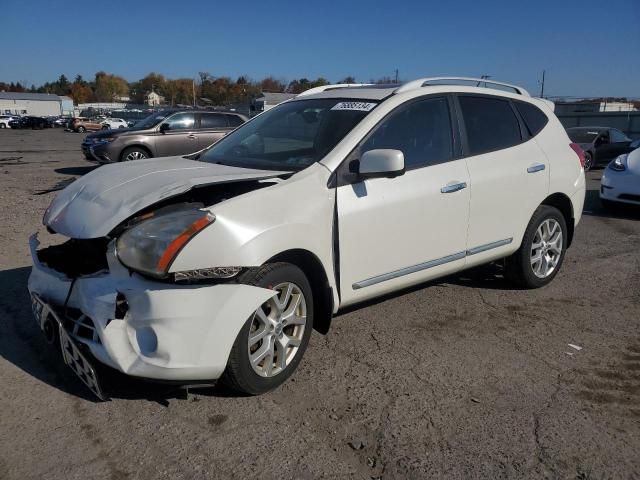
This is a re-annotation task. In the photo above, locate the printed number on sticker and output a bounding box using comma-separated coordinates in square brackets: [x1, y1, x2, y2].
[331, 102, 377, 112]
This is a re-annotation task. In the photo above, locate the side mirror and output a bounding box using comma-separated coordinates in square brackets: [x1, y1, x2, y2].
[359, 149, 405, 179]
[159, 123, 170, 133]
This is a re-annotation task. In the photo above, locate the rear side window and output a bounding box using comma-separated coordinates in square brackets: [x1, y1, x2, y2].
[514, 100, 548, 137]
[360, 97, 453, 169]
[226, 114, 244, 127]
[458, 96, 522, 156]
[200, 113, 227, 128]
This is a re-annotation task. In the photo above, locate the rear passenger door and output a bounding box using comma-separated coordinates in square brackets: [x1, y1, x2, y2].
[456, 95, 549, 266]
[197, 113, 234, 150]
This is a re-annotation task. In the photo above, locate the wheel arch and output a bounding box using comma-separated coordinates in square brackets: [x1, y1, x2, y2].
[266, 249, 334, 334]
[541, 192, 574, 247]
[120, 144, 153, 161]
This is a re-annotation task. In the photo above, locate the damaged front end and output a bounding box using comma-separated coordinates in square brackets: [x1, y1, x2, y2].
[28, 162, 284, 399]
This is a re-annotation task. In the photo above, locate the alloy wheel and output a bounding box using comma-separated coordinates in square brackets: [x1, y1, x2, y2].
[247, 282, 307, 378]
[125, 151, 147, 161]
[530, 218, 563, 278]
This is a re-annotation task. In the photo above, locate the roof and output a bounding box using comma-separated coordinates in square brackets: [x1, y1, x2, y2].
[257, 92, 297, 104]
[0, 92, 61, 101]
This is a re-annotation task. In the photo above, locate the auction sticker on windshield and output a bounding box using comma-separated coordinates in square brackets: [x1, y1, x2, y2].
[331, 102, 377, 112]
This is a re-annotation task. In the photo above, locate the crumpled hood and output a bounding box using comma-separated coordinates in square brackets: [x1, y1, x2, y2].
[44, 156, 288, 239]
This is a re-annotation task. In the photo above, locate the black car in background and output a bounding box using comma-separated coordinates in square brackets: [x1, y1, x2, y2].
[566, 127, 633, 171]
[9, 116, 48, 129]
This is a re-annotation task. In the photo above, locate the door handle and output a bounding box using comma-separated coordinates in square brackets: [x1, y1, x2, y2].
[440, 182, 467, 193]
[527, 163, 546, 173]
[187, 134, 197, 140]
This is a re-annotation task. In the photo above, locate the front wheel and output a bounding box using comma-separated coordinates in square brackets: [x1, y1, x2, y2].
[221, 262, 313, 395]
[120, 147, 149, 161]
[505, 205, 567, 288]
[77, 126, 86, 133]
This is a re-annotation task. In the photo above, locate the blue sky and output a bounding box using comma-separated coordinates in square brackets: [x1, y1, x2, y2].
[1, 0, 638, 97]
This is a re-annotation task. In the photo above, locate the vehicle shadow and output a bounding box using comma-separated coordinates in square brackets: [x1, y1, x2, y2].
[55, 166, 98, 176]
[0, 266, 241, 404]
[336, 262, 517, 317]
[582, 188, 640, 221]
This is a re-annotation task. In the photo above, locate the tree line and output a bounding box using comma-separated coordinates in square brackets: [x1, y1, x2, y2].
[0, 72, 375, 106]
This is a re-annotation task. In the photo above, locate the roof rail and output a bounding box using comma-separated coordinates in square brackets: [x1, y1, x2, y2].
[394, 77, 530, 96]
[296, 83, 374, 97]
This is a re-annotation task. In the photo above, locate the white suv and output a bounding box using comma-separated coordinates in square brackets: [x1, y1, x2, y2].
[100, 118, 128, 129]
[28, 77, 586, 398]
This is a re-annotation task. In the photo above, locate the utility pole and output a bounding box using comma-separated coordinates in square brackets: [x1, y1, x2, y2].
[394, 69, 399, 84]
[540, 70, 546, 98]
[192, 79, 196, 107]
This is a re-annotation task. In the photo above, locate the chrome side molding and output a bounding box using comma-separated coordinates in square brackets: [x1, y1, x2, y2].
[352, 238, 513, 289]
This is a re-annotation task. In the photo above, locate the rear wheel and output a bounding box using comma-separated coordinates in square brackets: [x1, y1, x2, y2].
[221, 262, 313, 395]
[583, 151, 594, 171]
[505, 205, 567, 288]
[120, 147, 150, 161]
[102, 125, 109, 130]
[77, 126, 86, 133]
[0, 123, 5, 129]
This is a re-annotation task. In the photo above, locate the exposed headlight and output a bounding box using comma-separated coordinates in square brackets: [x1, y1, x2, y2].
[609, 155, 627, 172]
[116, 209, 215, 278]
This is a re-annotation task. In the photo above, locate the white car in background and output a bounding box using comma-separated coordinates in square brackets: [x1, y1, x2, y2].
[101, 118, 128, 130]
[0, 114, 18, 128]
[601, 139, 640, 208]
[28, 77, 585, 399]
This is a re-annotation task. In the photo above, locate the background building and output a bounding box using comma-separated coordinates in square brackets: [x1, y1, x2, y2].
[252, 92, 297, 113]
[0, 92, 70, 116]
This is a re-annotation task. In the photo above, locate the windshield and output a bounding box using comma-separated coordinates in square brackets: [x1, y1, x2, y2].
[134, 111, 174, 129]
[199, 98, 378, 171]
[567, 129, 601, 143]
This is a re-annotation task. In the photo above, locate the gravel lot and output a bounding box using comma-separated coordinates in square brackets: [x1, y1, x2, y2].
[0, 128, 639, 480]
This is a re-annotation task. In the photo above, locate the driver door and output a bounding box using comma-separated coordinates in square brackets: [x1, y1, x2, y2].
[155, 112, 197, 157]
[336, 97, 470, 306]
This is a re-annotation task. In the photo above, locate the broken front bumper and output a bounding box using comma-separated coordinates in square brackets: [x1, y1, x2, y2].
[28, 234, 275, 381]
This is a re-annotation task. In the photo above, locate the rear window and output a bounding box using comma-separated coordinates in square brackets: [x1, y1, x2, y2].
[459, 96, 522, 156]
[514, 101, 548, 137]
[567, 129, 600, 143]
[201, 113, 227, 128]
[226, 114, 244, 127]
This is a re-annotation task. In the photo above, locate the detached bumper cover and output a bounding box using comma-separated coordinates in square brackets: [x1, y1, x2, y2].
[28, 234, 275, 381]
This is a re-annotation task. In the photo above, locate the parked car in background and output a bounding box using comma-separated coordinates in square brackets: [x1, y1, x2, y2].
[600, 139, 640, 208]
[0, 114, 19, 128]
[566, 127, 634, 171]
[81, 109, 247, 163]
[9, 116, 47, 129]
[31, 78, 585, 398]
[71, 117, 104, 133]
[54, 116, 71, 127]
[101, 118, 128, 129]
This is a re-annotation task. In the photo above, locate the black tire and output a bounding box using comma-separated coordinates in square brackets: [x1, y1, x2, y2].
[505, 205, 568, 289]
[77, 126, 86, 133]
[221, 262, 314, 395]
[0, 123, 5, 129]
[120, 146, 150, 161]
[583, 151, 594, 171]
[102, 125, 109, 130]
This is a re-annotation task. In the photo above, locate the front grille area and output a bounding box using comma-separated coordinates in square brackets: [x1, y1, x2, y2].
[38, 238, 109, 277]
[618, 193, 640, 203]
[54, 306, 101, 344]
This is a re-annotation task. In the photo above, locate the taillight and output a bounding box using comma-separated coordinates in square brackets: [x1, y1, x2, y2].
[569, 143, 585, 168]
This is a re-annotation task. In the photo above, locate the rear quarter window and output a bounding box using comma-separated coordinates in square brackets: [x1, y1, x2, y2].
[514, 100, 549, 137]
[458, 95, 522, 156]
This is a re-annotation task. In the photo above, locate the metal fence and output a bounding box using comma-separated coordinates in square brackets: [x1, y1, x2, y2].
[557, 111, 640, 139]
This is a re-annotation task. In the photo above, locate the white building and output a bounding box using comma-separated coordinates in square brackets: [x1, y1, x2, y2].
[146, 91, 164, 106]
[0, 92, 70, 116]
[599, 102, 638, 112]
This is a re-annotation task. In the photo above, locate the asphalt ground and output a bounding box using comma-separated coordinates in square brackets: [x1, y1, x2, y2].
[0, 128, 638, 479]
